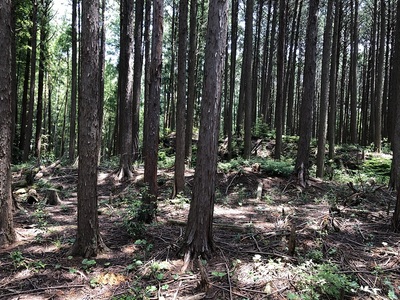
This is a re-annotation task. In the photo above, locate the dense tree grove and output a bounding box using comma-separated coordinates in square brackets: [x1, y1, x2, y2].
[2, 0, 400, 254]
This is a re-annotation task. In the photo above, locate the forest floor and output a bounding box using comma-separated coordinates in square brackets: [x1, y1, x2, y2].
[1, 155, 400, 299]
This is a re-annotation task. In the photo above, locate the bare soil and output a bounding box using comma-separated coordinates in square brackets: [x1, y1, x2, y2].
[1, 163, 399, 299]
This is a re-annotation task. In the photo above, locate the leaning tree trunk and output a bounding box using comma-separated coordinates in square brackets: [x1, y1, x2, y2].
[180, 0, 228, 261]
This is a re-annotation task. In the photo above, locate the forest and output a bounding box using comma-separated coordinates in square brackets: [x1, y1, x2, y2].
[1, 0, 400, 299]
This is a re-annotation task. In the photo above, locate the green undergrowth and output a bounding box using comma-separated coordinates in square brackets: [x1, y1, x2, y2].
[218, 157, 294, 177]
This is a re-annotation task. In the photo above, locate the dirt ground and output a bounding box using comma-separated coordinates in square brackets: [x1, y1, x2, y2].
[0, 164, 399, 300]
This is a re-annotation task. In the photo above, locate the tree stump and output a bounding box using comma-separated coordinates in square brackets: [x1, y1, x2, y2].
[46, 190, 61, 206]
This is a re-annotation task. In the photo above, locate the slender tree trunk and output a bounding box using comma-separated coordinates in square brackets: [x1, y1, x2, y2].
[295, 0, 319, 187]
[243, 0, 254, 158]
[274, 0, 286, 160]
[23, 0, 38, 161]
[118, 0, 135, 180]
[140, 0, 163, 224]
[0, 0, 16, 246]
[181, 0, 228, 261]
[374, 0, 386, 152]
[69, 0, 78, 163]
[328, 0, 340, 160]
[98, 0, 106, 160]
[226, 0, 238, 159]
[132, 0, 144, 162]
[184, 0, 198, 163]
[173, 0, 188, 197]
[286, 0, 302, 136]
[391, 0, 400, 230]
[19, 48, 30, 154]
[349, 0, 359, 144]
[316, 0, 333, 178]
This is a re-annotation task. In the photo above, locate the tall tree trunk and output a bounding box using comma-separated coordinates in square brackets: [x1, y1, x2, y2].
[69, 0, 107, 258]
[286, 0, 302, 136]
[173, 0, 188, 197]
[132, 0, 145, 162]
[274, 0, 286, 160]
[19, 48, 31, 154]
[35, 0, 50, 162]
[0, 0, 16, 246]
[374, 0, 386, 152]
[391, 0, 400, 231]
[295, 0, 319, 188]
[140, 0, 163, 224]
[23, 0, 38, 162]
[316, 0, 333, 178]
[349, 0, 359, 144]
[328, 0, 340, 160]
[181, 0, 228, 261]
[69, 0, 78, 163]
[98, 0, 106, 160]
[243, 0, 254, 158]
[118, 0, 135, 180]
[226, 0, 238, 159]
[184, 0, 198, 163]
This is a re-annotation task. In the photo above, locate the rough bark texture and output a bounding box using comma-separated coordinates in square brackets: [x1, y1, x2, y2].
[184, 0, 198, 163]
[0, 0, 16, 246]
[140, 0, 163, 223]
[274, 0, 286, 160]
[391, 0, 400, 230]
[226, 0, 238, 159]
[295, 0, 319, 188]
[174, 0, 188, 196]
[23, 1, 38, 161]
[349, 0, 358, 144]
[118, 0, 135, 180]
[243, 0, 254, 159]
[69, 0, 78, 162]
[316, 0, 333, 178]
[132, 0, 144, 162]
[69, 0, 106, 257]
[181, 0, 228, 260]
[328, 0, 340, 160]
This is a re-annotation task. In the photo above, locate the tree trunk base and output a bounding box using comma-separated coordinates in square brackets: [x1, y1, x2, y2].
[67, 234, 109, 258]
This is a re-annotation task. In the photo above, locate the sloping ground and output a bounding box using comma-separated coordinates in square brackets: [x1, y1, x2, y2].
[0, 165, 399, 300]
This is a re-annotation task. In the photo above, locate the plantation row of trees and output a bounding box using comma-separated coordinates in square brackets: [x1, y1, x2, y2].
[1, 0, 400, 257]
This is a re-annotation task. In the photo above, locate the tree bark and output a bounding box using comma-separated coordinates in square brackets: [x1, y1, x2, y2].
[23, 0, 38, 162]
[243, 0, 254, 158]
[328, 0, 340, 160]
[374, 0, 386, 152]
[173, 0, 188, 197]
[0, 0, 16, 247]
[274, 0, 286, 160]
[184, 0, 198, 163]
[118, 0, 135, 180]
[140, 0, 163, 224]
[69, 0, 107, 258]
[132, 0, 145, 162]
[316, 0, 333, 178]
[295, 0, 319, 187]
[181, 0, 228, 260]
[69, 0, 78, 163]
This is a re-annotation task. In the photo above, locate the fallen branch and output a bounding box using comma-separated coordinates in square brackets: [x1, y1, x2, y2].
[0, 284, 86, 299]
